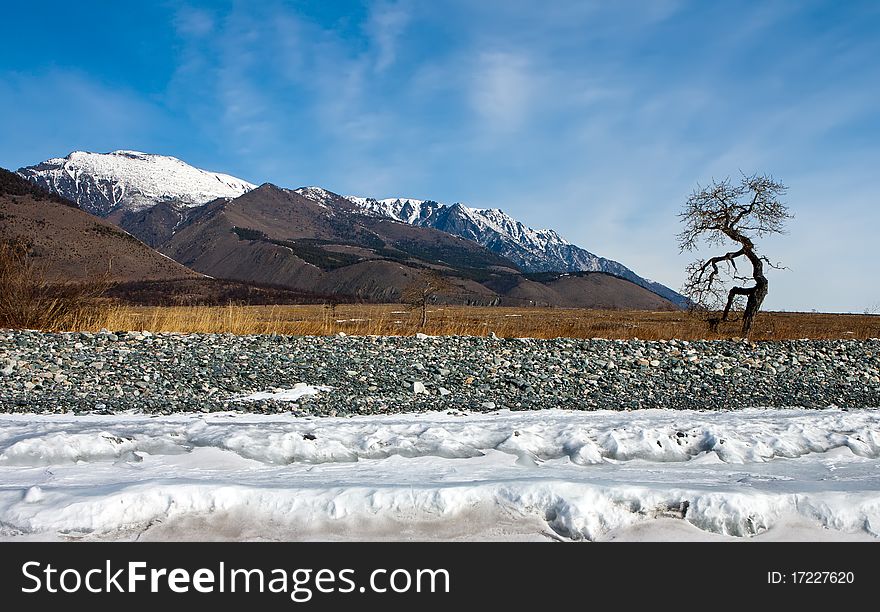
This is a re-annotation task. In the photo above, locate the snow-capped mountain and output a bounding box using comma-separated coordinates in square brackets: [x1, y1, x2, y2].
[17, 151, 255, 217]
[343, 196, 686, 305]
[15, 150, 684, 305]
[292, 186, 339, 208]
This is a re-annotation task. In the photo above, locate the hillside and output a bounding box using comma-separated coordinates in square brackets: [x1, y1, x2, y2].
[0, 168, 199, 283]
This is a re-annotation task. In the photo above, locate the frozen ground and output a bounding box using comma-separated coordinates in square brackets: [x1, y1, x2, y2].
[1, 407, 879, 541]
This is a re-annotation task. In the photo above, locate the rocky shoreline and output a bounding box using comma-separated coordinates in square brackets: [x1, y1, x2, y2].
[1, 330, 878, 415]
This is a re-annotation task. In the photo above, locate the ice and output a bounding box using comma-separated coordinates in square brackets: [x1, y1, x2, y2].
[0, 408, 878, 541]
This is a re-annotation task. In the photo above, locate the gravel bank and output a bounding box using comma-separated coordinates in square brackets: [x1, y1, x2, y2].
[1, 330, 878, 414]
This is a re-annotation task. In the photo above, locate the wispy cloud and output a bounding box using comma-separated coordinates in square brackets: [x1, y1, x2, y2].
[173, 5, 215, 39]
[0, 70, 166, 169]
[366, 1, 411, 72]
[469, 52, 535, 134]
[4, 1, 876, 310]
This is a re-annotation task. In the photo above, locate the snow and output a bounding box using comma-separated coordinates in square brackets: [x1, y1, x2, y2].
[344, 193, 594, 268]
[1, 408, 879, 541]
[292, 186, 335, 208]
[339, 190, 690, 304]
[227, 384, 331, 403]
[18, 150, 256, 213]
[344, 196, 439, 225]
[16, 148, 682, 301]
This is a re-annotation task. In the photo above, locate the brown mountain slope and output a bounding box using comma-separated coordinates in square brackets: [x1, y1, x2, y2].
[157, 184, 674, 308]
[0, 168, 199, 283]
[158, 184, 518, 302]
[107, 200, 188, 248]
[514, 272, 673, 309]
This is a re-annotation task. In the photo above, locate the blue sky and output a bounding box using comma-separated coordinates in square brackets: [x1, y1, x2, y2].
[1, 0, 878, 312]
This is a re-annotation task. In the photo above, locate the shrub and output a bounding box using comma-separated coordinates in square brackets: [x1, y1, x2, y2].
[0, 238, 111, 330]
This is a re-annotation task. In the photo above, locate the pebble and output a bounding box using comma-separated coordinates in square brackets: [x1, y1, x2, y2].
[0, 330, 877, 415]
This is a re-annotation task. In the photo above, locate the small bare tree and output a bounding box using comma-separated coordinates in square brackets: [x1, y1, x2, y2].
[678, 174, 791, 337]
[401, 271, 452, 328]
[323, 297, 340, 333]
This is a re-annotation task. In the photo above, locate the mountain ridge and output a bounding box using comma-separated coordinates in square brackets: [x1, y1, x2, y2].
[133, 182, 669, 309]
[17, 151, 684, 306]
[18, 150, 255, 217]
[337, 194, 685, 305]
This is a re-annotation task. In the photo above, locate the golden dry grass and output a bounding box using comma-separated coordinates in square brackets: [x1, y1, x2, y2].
[0, 239, 112, 331]
[65, 303, 880, 341]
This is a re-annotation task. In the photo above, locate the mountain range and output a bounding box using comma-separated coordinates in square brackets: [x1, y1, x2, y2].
[341, 195, 682, 304]
[10, 150, 684, 308]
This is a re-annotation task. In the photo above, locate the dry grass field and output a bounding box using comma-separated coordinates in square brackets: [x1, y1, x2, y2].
[67, 303, 880, 341]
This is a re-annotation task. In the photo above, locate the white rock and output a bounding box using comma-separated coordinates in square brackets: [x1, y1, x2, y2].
[412, 381, 427, 394]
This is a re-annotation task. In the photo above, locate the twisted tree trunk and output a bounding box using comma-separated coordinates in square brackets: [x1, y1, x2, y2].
[719, 230, 768, 337]
[679, 174, 789, 338]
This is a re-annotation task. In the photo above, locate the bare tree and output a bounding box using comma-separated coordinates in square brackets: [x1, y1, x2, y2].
[678, 174, 791, 337]
[401, 271, 452, 328]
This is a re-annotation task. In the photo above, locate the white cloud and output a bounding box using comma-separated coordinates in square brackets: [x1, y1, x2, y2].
[154, 1, 879, 312]
[469, 52, 535, 133]
[367, 1, 411, 72]
[173, 6, 215, 38]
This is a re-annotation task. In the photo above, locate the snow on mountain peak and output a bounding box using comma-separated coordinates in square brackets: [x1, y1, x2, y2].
[342, 196, 438, 224]
[18, 150, 256, 216]
[325, 191, 685, 305]
[292, 186, 340, 208]
[15, 150, 686, 305]
[344, 194, 570, 253]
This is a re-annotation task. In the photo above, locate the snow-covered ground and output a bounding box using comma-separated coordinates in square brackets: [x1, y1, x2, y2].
[1, 408, 879, 541]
